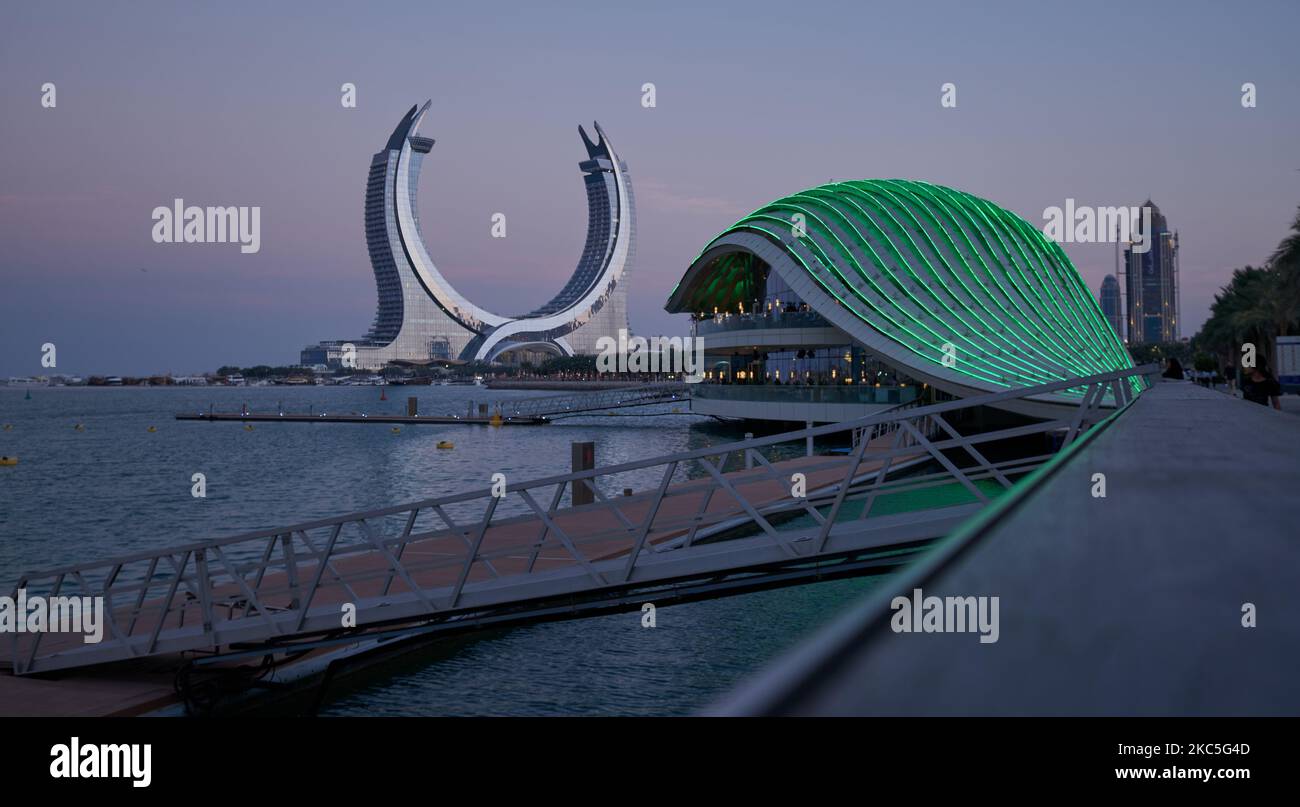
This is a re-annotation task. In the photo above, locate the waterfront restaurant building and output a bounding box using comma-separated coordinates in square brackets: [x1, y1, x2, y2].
[665, 180, 1135, 424]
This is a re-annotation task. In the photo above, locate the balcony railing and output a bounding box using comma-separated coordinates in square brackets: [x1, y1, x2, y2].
[693, 383, 921, 406]
[694, 310, 833, 336]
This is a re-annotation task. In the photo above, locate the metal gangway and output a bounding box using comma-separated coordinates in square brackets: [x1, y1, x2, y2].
[498, 382, 687, 419]
[7, 366, 1154, 676]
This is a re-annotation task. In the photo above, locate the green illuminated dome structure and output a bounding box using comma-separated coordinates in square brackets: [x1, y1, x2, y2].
[666, 180, 1135, 416]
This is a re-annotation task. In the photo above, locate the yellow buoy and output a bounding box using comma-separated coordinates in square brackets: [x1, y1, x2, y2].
[391, 427, 402, 434]
[0, 456, 17, 466]
[489, 414, 503, 427]
[436, 440, 454, 450]
[244, 424, 255, 431]
[147, 426, 157, 433]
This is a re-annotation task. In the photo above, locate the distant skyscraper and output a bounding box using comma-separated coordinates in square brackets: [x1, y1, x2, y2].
[1099, 274, 1123, 340]
[1123, 200, 1179, 344]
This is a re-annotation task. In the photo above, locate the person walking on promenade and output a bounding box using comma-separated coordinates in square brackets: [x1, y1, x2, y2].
[1241, 365, 1282, 410]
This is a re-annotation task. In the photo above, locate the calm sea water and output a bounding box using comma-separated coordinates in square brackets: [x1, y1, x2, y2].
[0, 385, 883, 715]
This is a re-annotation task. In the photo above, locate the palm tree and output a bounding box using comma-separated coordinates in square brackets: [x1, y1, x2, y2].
[1195, 266, 1270, 370]
[1193, 206, 1300, 372]
[1267, 205, 1300, 335]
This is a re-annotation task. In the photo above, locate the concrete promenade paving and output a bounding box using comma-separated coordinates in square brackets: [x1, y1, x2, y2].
[717, 381, 1300, 715]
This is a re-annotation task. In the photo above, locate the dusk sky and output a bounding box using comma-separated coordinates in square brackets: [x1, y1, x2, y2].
[2, 0, 1297, 376]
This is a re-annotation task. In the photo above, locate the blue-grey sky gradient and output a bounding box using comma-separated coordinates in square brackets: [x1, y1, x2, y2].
[1, 0, 1297, 375]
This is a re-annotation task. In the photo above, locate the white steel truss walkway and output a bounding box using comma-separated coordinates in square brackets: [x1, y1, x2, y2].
[499, 382, 687, 419]
[7, 366, 1156, 675]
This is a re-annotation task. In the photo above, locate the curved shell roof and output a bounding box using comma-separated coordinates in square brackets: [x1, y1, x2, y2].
[666, 180, 1135, 402]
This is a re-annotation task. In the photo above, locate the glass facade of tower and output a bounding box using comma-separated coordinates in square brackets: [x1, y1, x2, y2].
[1124, 202, 1179, 344]
[1099, 274, 1123, 340]
[362, 152, 404, 345]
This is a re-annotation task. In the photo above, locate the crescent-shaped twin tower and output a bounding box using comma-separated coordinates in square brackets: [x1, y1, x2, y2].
[302, 101, 633, 369]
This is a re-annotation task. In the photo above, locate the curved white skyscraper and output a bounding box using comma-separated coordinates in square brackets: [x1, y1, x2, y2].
[303, 101, 633, 369]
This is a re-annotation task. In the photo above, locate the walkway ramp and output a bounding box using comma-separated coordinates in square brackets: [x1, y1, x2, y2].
[500, 382, 687, 418]
[8, 367, 1152, 676]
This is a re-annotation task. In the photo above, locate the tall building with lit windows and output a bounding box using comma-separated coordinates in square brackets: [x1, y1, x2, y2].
[1099, 274, 1123, 340]
[1123, 201, 1179, 344]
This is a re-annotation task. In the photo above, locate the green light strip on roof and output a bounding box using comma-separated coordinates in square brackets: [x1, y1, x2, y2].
[668, 180, 1134, 398]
